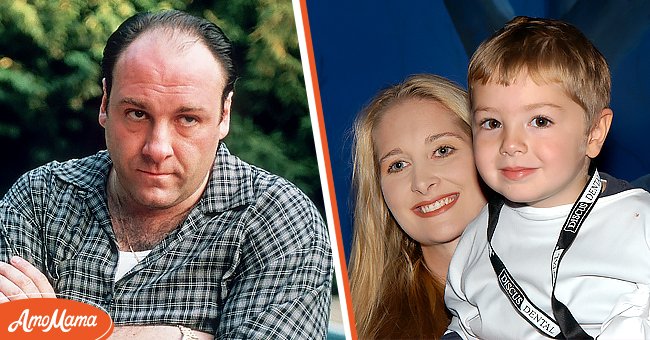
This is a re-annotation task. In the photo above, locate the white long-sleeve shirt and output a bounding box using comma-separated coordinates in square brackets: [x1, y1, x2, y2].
[445, 175, 650, 339]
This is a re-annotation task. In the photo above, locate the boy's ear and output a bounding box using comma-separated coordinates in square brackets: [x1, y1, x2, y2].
[586, 108, 613, 158]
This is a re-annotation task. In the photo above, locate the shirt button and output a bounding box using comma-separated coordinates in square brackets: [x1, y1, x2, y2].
[104, 292, 113, 304]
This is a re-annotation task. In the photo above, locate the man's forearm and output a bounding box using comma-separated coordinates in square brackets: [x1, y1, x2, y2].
[0, 256, 56, 301]
[109, 325, 213, 340]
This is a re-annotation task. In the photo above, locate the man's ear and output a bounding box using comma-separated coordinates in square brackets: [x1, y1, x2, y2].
[98, 78, 108, 127]
[217, 91, 233, 139]
[586, 108, 613, 158]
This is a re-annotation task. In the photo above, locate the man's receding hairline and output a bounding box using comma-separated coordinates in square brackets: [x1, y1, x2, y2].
[115, 28, 229, 86]
[134, 27, 214, 57]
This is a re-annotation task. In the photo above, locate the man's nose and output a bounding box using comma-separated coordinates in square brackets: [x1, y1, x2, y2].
[142, 123, 174, 162]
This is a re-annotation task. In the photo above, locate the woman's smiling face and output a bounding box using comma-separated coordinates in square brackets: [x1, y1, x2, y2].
[374, 98, 486, 250]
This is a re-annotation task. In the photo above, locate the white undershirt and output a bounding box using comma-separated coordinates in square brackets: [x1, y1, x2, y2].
[114, 250, 151, 281]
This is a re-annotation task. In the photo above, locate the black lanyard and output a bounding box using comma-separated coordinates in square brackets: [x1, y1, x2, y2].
[487, 169, 602, 339]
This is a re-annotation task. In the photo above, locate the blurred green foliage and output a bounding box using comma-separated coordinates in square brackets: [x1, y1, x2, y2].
[0, 0, 324, 211]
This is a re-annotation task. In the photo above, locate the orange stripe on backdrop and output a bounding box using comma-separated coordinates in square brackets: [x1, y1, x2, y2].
[295, 0, 357, 339]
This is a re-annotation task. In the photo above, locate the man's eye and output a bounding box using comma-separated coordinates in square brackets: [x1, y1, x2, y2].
[530, 116, 553, 128]
[127, 110, 147, 120]
[479, 119, 501, 130]
[179, 116, 198, 126]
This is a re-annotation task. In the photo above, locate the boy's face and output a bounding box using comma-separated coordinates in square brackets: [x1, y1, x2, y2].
[471, 73, 599, 208]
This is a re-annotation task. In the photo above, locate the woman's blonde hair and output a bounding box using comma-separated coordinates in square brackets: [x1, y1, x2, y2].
[349, 74, 471, 339]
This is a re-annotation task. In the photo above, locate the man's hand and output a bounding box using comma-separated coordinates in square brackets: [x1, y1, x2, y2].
[109, 325, 213, 339]
[0, 256, 55, 302]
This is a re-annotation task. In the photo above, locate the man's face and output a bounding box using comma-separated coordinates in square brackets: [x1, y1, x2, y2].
[472, 73, 594, 208]
[99, 31, 230, 212]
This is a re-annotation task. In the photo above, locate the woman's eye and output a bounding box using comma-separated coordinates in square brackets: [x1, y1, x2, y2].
[479, 119, 501, 130]
[530, 116, 553, 128]
[433, 145, 456, 158]
[387, 161, 409, 173]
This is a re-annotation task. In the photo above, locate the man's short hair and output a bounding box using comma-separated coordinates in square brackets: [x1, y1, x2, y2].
[101, 10, 237, 101]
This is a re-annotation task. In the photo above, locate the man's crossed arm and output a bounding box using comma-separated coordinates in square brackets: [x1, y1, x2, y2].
[0, 255, 55, 302]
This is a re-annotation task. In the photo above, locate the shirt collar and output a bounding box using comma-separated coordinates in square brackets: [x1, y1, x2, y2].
[51, 150, 112, 191]
[51, 144, 255, 214]
[198, 143, 256, 214]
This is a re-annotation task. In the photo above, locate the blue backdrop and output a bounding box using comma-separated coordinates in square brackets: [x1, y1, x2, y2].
[306, 0, 650, 261]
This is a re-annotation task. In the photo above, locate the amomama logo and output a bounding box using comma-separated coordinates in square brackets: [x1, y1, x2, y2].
[0, 298, 113, 339]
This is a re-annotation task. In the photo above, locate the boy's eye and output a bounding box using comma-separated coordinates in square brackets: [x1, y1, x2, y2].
[479, 119, 501, 130]
[387, 160, 409, 173]
[530, 116, 553, 128]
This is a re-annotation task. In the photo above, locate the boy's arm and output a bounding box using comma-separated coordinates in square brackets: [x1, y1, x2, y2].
[445, 271, 481, 340]
[598, 283, 650, 338]
[444, 207, 488, 340]
[599, 205, 650, 338]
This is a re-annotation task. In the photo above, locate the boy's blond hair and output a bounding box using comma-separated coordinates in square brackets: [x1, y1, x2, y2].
[468, 16, 611, 132]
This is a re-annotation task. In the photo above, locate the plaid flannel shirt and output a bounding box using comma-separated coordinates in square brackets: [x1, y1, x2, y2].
[0, 143, 332, 339]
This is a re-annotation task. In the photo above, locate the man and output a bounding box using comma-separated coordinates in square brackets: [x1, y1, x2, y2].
[0, 10, 332, 339]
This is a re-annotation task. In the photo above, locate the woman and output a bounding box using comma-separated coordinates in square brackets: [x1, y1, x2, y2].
[349, 74, 487, 339]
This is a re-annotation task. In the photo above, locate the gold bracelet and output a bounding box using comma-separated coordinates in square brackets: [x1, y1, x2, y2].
[178, 325, 199, 340]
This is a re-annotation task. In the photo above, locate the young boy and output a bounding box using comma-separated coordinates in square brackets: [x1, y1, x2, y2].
[444, 16, 650, 339]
